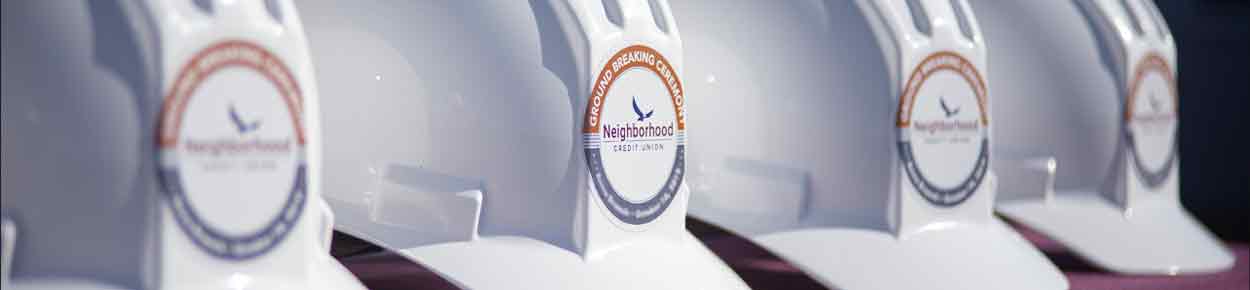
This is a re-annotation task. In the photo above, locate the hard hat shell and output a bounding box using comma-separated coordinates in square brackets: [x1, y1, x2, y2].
[673, 1, 1067, 289]
[1, 1, 365, 289]
[980, 0, 1234, 275]
[302, 1, 748, 288]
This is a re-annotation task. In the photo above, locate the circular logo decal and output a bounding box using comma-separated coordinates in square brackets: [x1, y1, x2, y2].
[896, 52, 989, 207]
[1125, 53, 1177, 188]
[157, 41, 307, 259]
[584, 45, 686, 226]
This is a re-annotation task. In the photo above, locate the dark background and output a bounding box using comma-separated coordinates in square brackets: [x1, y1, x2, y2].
[1157, 0, 1249, 242]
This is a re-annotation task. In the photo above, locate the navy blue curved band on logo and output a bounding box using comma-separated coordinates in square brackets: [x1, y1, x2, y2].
[585, 145, 684, 225]
[898, 138, 988, 207]
[159, 164, 307, 260]
[1125, 131, 1176, 188]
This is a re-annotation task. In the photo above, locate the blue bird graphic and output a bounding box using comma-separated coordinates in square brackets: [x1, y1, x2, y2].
[939, 97, 960, 118]
[632, 96, 654, 121]
[228, 103, 262, 134]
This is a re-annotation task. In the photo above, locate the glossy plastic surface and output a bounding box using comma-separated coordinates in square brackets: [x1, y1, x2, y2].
[674, 0, 1066, 289]
[980, 0, 1234, 275]
[301, 1, 747, 288]
[675, 0, 1065, 290]
[1, 1, 365, 289]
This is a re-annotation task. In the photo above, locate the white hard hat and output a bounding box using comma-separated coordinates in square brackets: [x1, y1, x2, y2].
[1, 1, 365, 289]
[978, 0, 1234, 275]
[300, 1, 747, 289]
[674, 0, 1068, 289]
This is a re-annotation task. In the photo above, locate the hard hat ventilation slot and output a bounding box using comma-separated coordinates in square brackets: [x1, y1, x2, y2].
[905, 0, 933, 36]
[601, 0, 625, 28]
[1140, 0, 1170, 37]
[192, 0, 213, 14]
[647, 0, 671, 34]
[1118, 0, 1145, 36]
[949, 0, 976, 41]
[264, 0, 285, 24]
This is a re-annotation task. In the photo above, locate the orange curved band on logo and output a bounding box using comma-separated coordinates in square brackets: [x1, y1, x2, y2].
[158, 41, 306, 147]
[895, 51, 989, 128]
[584, 45, 686, 133]
[1124, 53, 1178, 122]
